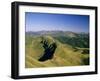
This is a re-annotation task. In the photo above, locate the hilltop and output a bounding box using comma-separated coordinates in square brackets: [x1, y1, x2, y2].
[26, 31, 89, 48]
[25, 34, 89, 68]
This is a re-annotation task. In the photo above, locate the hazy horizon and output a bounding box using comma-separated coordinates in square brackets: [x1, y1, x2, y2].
[26, 30, 89, 33]
[25, 12, 89, 33]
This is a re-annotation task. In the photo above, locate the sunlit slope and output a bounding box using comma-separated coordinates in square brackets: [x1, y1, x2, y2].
[25, 35, 89, 68]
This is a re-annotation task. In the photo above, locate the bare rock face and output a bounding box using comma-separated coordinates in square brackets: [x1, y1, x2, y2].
[38, 36, 57, 62]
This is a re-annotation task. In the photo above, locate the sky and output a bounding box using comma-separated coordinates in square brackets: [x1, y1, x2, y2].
[25, 12, 89, 33]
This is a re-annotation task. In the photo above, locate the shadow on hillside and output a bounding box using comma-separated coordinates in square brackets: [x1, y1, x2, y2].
[38, 39, 57, 62]
[83, 57, 89, 65]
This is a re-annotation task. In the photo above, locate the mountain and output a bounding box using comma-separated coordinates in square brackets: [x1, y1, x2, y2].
[25, 35, 89, 68]
[26, 31, 78, 37]
[26, 31, 89, 48]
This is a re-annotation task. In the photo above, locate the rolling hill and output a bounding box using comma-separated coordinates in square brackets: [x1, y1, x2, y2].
[26, 31, 89, 48]
[25, 31, 89, 68]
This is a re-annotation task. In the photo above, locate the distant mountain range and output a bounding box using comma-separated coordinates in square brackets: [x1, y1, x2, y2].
[26, 31, 89, 48]
[26, 31, 89, 38]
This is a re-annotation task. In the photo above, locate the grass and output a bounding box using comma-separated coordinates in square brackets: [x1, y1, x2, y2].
[25, 35, 89, 68]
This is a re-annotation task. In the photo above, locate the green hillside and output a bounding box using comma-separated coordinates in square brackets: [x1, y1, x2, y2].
[25, 35, 89, 68]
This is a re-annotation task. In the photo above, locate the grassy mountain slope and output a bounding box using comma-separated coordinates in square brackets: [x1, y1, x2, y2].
[25, 35, 89, 68]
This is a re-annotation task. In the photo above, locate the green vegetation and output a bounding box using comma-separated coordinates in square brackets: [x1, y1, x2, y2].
[25, 31, 89, 68]
[53, 34, 89, 48]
